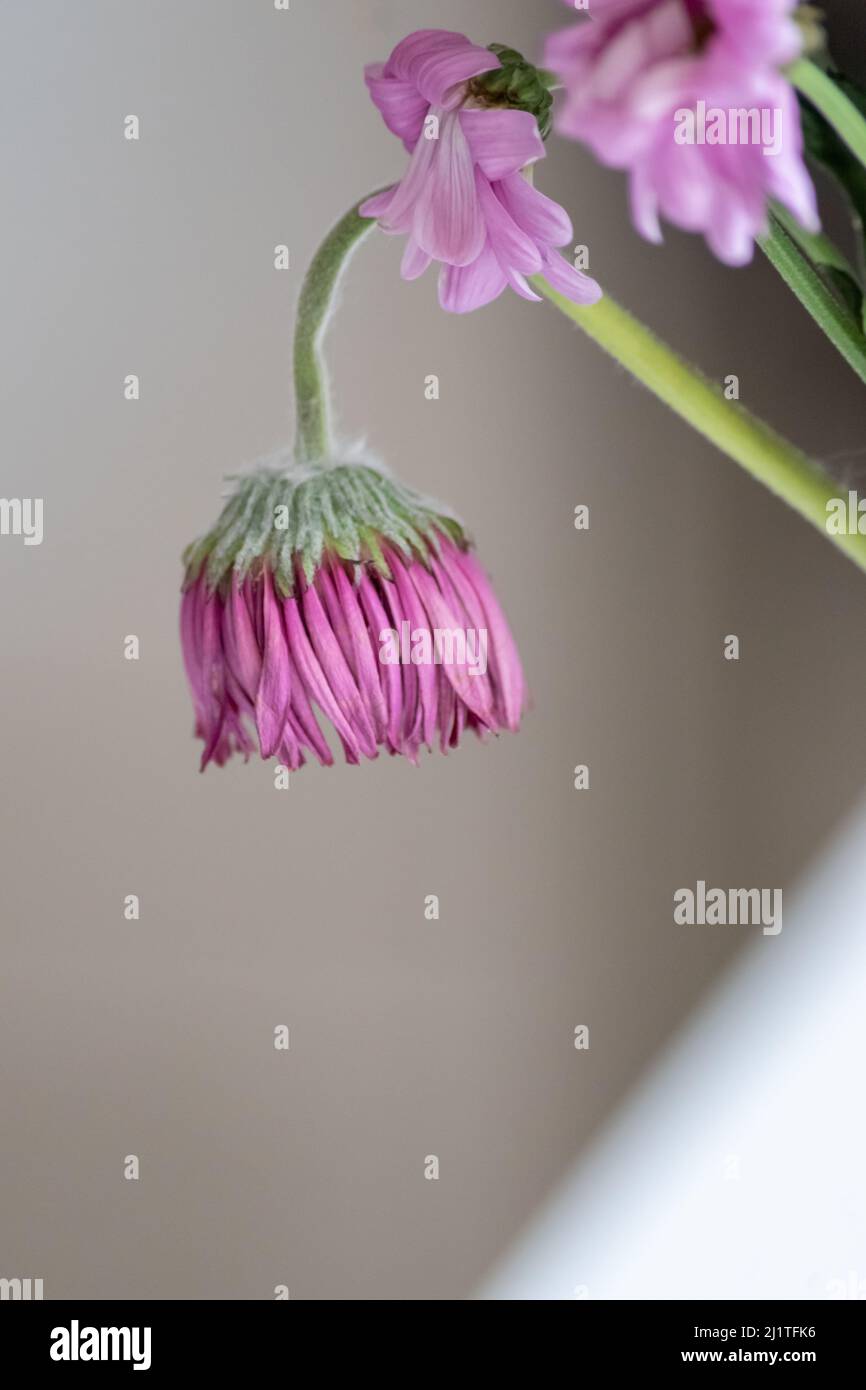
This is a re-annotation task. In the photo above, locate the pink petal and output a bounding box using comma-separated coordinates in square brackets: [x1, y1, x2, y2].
[540, 248, 602, 304]
[364, 62, 429, 151]
[408, 558, 494, 723]
[224, 579, 261, 704]
[764, 82, 820, 233]
[450, 546, 525, 732]
[357, 571, 405, 755]
[386, 30, 479, 81]
[283, 596, 363, 765]
[360, 185, 400, 220]
[589, 16, 670, 104]
[390, 553, 439, 751]
[413, 112, 486, 266]
[286, 643, 334, 768]
[628, 164, 663, 244]
[401, 237, 433, 281]
[496, 172, 573, 248]
[223, 668, 255, 758]
[386, 29, 500, 108]
[451, 696, 467, 750]
[180, 583, 207, 718]
[476, 170, 543, 275]
[428, 546, 496, 726]
[369, 131, 438, 234]
[460, 109, 545, 180]
[379, 565, 421, 760]
[438, 243, 507, 314]
[256, 575, 291, 759]
[502, 267, 542, 302]
[198, 590, 228, 770]
[276, 698, 307, 771]
[325, 563, 389, 745]
[413, 45, 501, 109]
[706, 198, 757, 267]
[276, 738, 304, 774]
[437, 666, 456, 753]
[301, 582, 379, 759]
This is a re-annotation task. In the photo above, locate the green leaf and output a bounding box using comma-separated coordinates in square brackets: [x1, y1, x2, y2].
[760, 212, 866, 386]
[769, 202, 863, 322]
[799, 85, 866, 226]
[795, 64, 866, 323]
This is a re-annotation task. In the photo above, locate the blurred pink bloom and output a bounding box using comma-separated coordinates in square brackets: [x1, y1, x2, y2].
[361, 28, 601, 311]
[545, 0, 818, 265]
[181, 535, 524, 772]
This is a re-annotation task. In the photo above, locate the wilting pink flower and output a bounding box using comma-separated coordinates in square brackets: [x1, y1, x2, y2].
[361, 29, 601, 312]
[545, 0, 819, 265]
[180, 456, 525, 770]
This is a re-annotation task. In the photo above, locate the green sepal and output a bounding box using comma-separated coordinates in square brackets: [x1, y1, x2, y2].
[469, 43, 555, 140]
[182, 450, 468, 598]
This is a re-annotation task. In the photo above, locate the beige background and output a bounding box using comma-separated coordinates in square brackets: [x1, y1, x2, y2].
[1, 0, 865, 1300]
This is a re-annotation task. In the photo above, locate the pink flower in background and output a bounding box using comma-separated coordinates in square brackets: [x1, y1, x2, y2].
[545, 0, 819, 266]
[361, 29, 601, 312]
[181, 459, 525, 770]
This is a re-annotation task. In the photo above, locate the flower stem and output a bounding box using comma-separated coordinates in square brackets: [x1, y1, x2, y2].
[293, 201, 377, 463]
[789, 59, 866, 168]
[534, 280, 866, 574]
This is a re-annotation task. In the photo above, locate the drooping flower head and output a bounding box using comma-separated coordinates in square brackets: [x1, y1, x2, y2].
[545, 0, 819, 265]
[361, 29, 601, 312]
[180, 451, 525, 770]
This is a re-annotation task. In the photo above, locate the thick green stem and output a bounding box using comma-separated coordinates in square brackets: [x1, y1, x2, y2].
[293, 202, 376, 462]
[789, 58, 866, 169]
[534, 281, 866, 575]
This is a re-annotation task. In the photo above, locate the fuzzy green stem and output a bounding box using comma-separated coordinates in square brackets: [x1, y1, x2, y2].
[789, 58, 866, 169]
[293, 202, 377, 462]
[535, 281, 866, 575]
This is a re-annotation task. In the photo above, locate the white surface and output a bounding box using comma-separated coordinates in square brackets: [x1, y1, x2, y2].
[480, 807, 866, 1300]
